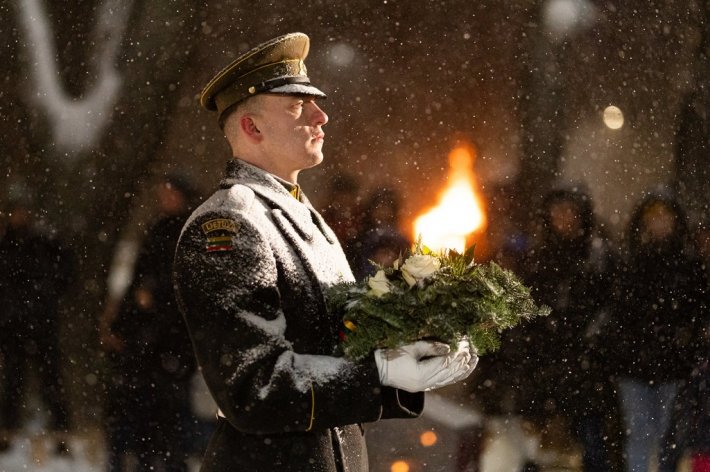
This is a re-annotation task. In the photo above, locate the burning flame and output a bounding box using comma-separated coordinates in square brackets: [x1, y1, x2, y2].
[413, 143, 487, 253]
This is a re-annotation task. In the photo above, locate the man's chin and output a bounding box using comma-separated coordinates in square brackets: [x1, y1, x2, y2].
[306, 152, 324, 168]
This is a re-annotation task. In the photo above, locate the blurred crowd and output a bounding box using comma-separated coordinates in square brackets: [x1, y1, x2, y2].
[0, 175, 210, 472]
[476, 183, 710, 472]
[0, 172, 708, 472]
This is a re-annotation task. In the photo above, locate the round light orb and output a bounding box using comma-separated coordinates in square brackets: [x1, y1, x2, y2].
[603, 105, 624, 130]
[543, 0, 596, 38]
[543, 0, 581, 35]
[390, 460, 410, 472]
[420, 430, 438, 447]
[327, 42, 356, 67]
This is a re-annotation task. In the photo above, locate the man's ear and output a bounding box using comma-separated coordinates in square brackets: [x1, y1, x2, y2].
[240, 115, 262, 143]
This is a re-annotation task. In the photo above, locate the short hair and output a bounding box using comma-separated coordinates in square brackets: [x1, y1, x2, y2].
[218, 94, 262, 130]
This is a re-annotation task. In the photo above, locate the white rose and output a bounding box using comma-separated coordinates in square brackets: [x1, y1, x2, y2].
[368, 270, 392, 297]
[401, 254, 441, 287]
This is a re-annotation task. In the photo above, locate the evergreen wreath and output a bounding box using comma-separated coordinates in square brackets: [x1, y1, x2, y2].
[327, 241, 550, 360]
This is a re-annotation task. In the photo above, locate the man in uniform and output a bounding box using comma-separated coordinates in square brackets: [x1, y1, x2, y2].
[173, 32, 478, 472]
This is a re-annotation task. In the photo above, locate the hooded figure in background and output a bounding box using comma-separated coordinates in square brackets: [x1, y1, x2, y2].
[101, 174, 199, 472]
[609, 191, 707, 472]
[520, 186, 620, 471]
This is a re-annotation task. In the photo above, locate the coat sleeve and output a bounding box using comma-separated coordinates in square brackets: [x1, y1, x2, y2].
[174, 209, 421, 434]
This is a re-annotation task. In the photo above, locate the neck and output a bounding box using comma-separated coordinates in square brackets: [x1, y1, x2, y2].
[229, 138, 300, 184]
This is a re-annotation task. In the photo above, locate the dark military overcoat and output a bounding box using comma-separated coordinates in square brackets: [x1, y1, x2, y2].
[174, 159, 423, 472]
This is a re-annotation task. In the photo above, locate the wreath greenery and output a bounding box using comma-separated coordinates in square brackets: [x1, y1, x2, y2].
[327, 241, 550, 360]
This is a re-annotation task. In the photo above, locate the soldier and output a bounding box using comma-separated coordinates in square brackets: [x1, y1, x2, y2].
[173, 32, 478, 472]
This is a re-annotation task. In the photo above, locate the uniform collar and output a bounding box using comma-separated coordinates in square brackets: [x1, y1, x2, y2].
[222, 158, 307, 203]
[221, 159, 334, 242]
[271, 174, 303, 202]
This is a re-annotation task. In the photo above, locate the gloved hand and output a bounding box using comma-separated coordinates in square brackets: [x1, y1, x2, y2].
[374, 339, 478, 393]
[448, 337, 479, 383]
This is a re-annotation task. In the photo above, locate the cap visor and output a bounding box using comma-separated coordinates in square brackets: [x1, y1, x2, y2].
[268, 83, 326, 98]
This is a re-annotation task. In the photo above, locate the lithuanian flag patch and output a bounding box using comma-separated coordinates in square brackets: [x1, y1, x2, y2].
[201, 218, 239, 252]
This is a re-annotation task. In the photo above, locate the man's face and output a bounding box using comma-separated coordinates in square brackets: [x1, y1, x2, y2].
[255, 94, 328, 178]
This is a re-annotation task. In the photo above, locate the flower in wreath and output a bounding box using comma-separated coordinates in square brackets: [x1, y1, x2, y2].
[367, 270, 392, 297]
[400, 253, 441, 287]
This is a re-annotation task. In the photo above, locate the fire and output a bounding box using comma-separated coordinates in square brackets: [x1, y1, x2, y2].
[413, 143, 486, 253]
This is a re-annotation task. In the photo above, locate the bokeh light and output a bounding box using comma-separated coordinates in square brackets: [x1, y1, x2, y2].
[390, 460, 410, 472]
[542, 0, 596, 38]
[419, 430, 438, 447]
[327, 42, 356, 67]
[603, 105, 625, 129]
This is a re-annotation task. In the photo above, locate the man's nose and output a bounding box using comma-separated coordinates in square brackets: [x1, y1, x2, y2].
[310, 102, 328, 126]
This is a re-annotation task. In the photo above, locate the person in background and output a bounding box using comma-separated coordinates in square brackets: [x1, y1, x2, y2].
[347, 187, 411, 281]
[608, 191, 706, 472]
[99, 174, 199, 472]
[683, 315, 710, 472]
[319, 173, 363, 260]
[173, 32, 478, 472]
[518, 186, 620, 471]
[663, 332, 710, 472]
[687, 225, 710, 472]
[0, 198, 74, 454]
[658, 223, 710, 472]
[485, 182, 530, 274]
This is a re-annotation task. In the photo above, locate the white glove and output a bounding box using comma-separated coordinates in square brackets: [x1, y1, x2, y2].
[374, 339, 479, 393]
[448, 337, 479, 383]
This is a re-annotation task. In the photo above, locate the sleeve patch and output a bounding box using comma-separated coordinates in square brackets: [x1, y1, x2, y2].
[201, 218, 240, 252]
